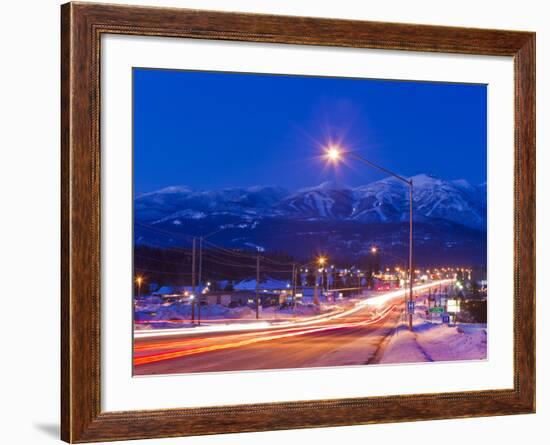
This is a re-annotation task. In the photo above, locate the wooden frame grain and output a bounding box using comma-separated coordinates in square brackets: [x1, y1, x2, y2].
[61, 2, 536, 442]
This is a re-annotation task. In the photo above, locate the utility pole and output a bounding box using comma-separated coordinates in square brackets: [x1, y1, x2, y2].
[198, 237, 203, 286]
[255, 250, 260, 319]
[326, 148, 415, 331]
[197, 237, 202, 326]
[292, 263, 297, 314]
[314, 269, 319, 305]
[191, 237, 196, 324]
[408, 180, 414, 331]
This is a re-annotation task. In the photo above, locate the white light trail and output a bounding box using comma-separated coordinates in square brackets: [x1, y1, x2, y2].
[134, 279, 454, 339]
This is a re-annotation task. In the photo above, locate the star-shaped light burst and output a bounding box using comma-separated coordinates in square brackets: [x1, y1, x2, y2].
[325, 145, 342, 162]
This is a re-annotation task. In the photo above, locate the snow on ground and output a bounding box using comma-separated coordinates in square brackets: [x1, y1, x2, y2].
[378, 316, 487, 364]
[377, 324, 429, 364]
[134, 301, 346, 330]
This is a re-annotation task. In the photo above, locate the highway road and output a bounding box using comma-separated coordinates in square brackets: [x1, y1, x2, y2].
[133, 281, 450, 375]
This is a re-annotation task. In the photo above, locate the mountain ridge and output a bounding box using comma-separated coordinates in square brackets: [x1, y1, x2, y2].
[135, 174, 487, 231]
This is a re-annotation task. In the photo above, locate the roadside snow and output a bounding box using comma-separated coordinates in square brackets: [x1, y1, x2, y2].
[378, 318, 487, 364]
[377, 324, 429, 364]
[421, 323, 487, 361]
[134, 301, 341, 330]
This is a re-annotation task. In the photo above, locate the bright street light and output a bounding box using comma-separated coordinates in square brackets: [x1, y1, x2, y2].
[135, 275, 143, 298]
[322, 143, 415, 331]
[326, 146, 341, 161]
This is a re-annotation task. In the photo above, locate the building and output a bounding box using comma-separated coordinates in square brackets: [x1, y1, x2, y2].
[234, 278, 292, 293]
[372, 273, 401, 290]
[151, 286, 186, 300]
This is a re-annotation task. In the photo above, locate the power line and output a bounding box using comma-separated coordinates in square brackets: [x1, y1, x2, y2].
[136, 244, 293, 273]
[135, 267, 192, 276]
[202, 239, 296, 267]
[135, 253, 191, 266]
[135, 221, 195, 244]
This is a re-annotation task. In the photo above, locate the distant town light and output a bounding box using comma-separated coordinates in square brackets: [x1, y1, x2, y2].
[370, 246, 378, 254]
[447, 299, 460, 313]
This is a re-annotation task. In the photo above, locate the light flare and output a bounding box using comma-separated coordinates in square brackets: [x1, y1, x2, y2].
[326, 146, 342, 161]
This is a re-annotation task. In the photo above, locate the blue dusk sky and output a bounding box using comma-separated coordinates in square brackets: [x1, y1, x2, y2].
[133, 68, 487, 193]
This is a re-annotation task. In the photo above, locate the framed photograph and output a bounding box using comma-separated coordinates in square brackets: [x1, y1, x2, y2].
[61, 2, 535, 442]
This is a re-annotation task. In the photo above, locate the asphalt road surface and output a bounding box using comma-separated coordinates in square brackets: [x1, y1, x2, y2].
[134, 302, 403, 375]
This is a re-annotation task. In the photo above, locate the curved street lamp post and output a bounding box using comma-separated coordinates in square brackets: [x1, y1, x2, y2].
[326, 147, 414, 331]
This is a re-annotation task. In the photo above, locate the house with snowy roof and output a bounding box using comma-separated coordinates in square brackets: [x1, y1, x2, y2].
[234, 278, 291, 292]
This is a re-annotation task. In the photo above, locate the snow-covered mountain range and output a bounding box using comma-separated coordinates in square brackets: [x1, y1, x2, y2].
[136, 174, 486, 231]
[134, 174, 486, 265]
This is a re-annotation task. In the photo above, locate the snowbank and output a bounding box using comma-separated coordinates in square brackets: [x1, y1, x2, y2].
[378, 319, 487, 364]
[134, 301, 341, 329]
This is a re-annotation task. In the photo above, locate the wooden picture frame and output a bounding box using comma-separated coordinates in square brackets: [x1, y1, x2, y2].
[61, 2, 535, 442]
